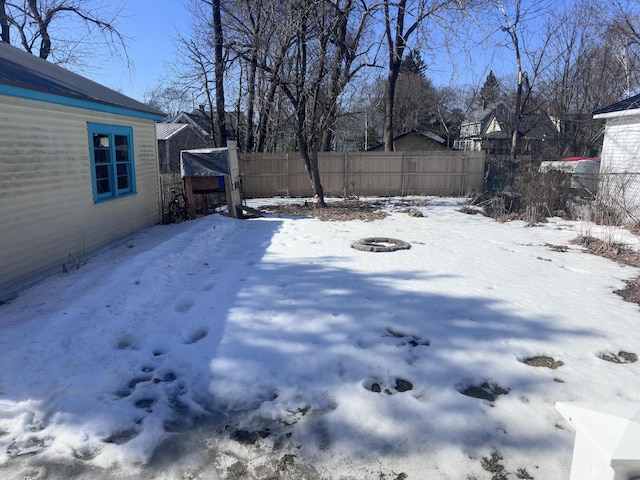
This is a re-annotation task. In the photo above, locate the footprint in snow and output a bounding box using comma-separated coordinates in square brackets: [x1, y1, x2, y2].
[174, 296, 194, 313]
[134, 397, 156, 410]
[384, 327, 430, 347]
[114, 374, 153, 398]
[114, 334, 137, 350]
[103, 427, 140, 445]
[183, 326, 209, 344]
[365, 377, 414, 395]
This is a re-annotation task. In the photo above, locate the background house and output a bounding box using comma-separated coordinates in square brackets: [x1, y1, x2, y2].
[170, 107, 243, 148]
[0, 41, 164, 298]
[368, 131, 448, 151]
[170, 109, 212, 142]
[593, 94, 640, 222]
[157, 122, 209, 173]
[456, 103, 556, 156]
[454, 106, 494, 152]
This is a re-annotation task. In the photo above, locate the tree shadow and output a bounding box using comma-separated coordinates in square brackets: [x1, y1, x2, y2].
[0, 212, 598, 479]
[200, 257, 593, 460]
[0, 215, 282, 479]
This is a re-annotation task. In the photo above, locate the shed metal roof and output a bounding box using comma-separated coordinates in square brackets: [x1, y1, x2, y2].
[156, 122, 189, 140]
[0, 41, 163, 119]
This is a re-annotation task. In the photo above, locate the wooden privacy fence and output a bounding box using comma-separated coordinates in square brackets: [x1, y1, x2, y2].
[239, 151, 485, 198]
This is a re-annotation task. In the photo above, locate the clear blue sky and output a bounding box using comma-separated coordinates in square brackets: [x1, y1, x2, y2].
[85, 0, 192, 102]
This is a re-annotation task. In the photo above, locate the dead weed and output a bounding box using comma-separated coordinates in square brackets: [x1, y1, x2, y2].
[261, 199, 388, 222]
[573, 236, 640, 305]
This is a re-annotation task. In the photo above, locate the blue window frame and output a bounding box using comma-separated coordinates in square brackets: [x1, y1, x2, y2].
[88, 123, 136, 202]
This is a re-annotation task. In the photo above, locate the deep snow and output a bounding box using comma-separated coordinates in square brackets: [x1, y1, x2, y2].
[1, 197, 640, 480]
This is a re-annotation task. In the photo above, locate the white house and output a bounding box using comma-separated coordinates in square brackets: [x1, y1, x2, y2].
[593, 94, 640, 223]
[0, 42, 165, 299]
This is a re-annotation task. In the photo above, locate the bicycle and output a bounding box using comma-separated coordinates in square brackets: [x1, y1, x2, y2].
[166, 187, 189, 223]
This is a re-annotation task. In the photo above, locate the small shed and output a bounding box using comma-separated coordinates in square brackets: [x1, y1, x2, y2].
[180, 141, 243, 219]
[0, 41, 164, 298]
[593, 94, 640, 222]
[157, 122, 209, 173]
[369, 131, 448, 151]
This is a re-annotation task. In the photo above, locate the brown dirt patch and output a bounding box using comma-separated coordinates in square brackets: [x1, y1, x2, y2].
[260, 199, 389, 222]
[522, 356, 564, 369]
[600, 351, 638, 363]
[573, 236, 640, 305]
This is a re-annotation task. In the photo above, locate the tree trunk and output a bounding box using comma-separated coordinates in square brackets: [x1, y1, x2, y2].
[383, 0, 407, 152]
[212, 0, 227, 147]
[27, 0, 51, 59]
[256, 81, 277, 152]
[511, 45, 523, 160]
[383, 59, 401, 152]
[0, 0, 9, 44]
[298, 130, 325, 205]
[245, 53, 257, 152]
[511, 71, 522, 160]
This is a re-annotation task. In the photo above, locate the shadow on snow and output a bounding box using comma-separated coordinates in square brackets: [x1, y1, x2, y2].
[0, 212, 594, 479]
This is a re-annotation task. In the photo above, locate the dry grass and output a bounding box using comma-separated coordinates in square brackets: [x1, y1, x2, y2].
[573, 236, 640, 305]
[260, 199, 388, 222]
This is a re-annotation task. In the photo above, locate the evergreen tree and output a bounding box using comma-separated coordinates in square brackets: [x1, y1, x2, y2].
[480, 70, 501, 108]
[400, 48, 427, 75]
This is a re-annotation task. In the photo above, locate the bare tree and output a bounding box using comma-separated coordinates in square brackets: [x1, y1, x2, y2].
[493, 0, 534, 158]
[604, 0, 640, 97]
[227, 0, 373, 203]
[534, 0, 640, 157]
[379, 0, 468, 151]
[1, 0, 129, 69]
[144, 84, 192, 119]
[211, 0, 227, 147]
[0, 0, 9, 43]
[180, 35, 217, 145]
[223, 0, 280, 152]
[477, 0, 554, 159]
[172, 0, 233, 147]
[277, 0, 372, 203]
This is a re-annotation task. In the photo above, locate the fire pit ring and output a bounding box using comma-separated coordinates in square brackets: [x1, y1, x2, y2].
[351, 237, 411, 252]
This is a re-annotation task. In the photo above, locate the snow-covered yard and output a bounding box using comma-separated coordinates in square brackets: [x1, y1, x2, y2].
[1, 197, 640, 480]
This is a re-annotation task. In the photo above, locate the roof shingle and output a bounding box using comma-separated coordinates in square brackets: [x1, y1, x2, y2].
[0, 41, 163, 117]
[593, 94, 640, 116]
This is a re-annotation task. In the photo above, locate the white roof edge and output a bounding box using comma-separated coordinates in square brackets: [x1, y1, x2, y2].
[594, 108, 640, 120]
[426, 132, 446, 143]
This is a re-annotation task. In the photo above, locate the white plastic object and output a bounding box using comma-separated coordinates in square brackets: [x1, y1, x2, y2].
[556, 402, 640, 480]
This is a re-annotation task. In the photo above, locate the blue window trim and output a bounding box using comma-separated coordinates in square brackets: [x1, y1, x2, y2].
[88, 123, 137, 203]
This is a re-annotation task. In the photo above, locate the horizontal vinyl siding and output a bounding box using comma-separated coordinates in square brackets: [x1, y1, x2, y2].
[601, 117, 640, 172]
[0, 95, 160, 294]
[599, 116, 640, 222]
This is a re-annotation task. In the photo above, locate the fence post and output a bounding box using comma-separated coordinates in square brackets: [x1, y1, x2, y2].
[286, 153, 290, 197]
[460, 154, 468, 196]
[344, 152, 348, 198]
[401, 152, 406, 197]
[159, 174, 166, 221]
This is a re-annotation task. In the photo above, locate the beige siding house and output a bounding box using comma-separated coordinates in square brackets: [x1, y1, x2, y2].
[0, 42, 164, 299]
